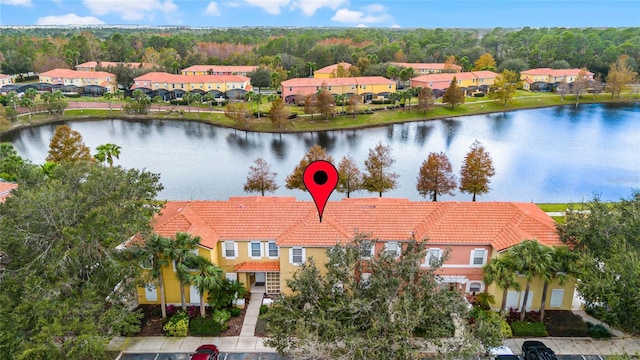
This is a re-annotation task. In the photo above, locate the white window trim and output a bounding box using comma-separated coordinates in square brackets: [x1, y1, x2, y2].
[550, 289, 564, 308]
[467, 281, 484, 293]
[248, 241, 263, 259]
[223, 241, 239, 259]
[360, 241, 375, 260]
[384, 241, 401, 258]
[424, 248, 443, 267]
[267, 241, 279, 259]
[289, 247, 306, 265]
[470, 248, 488, 266]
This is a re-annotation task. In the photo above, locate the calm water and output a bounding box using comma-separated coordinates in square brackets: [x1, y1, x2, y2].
[2, 103, 639, 203]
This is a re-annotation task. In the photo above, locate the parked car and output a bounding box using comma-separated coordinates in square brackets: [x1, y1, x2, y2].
[190, 344, 219, 360]
[521, 340, 557, 360]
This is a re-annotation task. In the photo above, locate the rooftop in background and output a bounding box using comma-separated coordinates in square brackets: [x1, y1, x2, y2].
[76, 61, 154, 71]
[0, 182, 18, 203]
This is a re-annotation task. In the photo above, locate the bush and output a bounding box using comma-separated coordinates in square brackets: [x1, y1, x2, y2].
[588, 323, 612, 338]
[473, 92, 486, 97]
[510, 321, 548, 337]
[229, 307, 242, 317]
[212, 309, 231, 331]
[288, 113, 298, 120]
[170, 99, 188, 106]
[544, 310, 589, 337]
[259, 304, 269, 315]
[166, 304, 178, 317]
[501, 318, 513, 338]
[63, 93, 81, 98]
[506, 308, 540, 323]
[186, 305, 199, 319]
[189, 317, 222, 336]
[163, 311, 189, 337]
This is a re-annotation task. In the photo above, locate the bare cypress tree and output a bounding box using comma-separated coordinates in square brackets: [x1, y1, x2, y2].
[459, 140, 495, 201]
[244, 157, 279, 196]
[416, 152, 457, 201]
[362, 142, 399, 197]
[285, 145, 334, 191]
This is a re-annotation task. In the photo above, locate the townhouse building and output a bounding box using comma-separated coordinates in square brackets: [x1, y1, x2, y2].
[38, 68, 118, 93]
[390, 62, 462, 74]
[0, 74, 13, 89]
[313, 62, 352, 79]
[180, 65, 258, 76]
[281, 76, 396, 103]
[520, 68, 594, 91]
[131, 72, 252, 100]
[411, 71, 499, 97]
[137, 197, 574, 312]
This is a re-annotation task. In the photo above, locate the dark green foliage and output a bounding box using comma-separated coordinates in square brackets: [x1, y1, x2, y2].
[263, 234, 495, 359]
[510, 321, 548, 337]
[189, 317, 222, 336]
[229, 307, 242, 317]
[558, 191, 640, 334]
[259, 304, 269, 315]
[544, 311, 589, 337]
[587, 323, 612, 339]
[208, 279, 247, 311]
[0, 161, 163, 359]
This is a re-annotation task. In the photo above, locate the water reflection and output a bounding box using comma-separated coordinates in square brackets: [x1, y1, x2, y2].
[2, 103, 639, 203]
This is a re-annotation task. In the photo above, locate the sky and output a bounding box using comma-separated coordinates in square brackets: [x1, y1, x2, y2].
[0, 0, 638, 28]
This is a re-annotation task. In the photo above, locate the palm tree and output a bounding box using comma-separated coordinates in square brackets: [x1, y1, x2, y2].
[183, 92, 193, 113]
[103, 92, 114, 113]
[245, 91, 256, 113]
[203, 93, 215, 113]
[192, 93, 202, 113]
[24, 88, 38, 114]
[94, 143, 122, 167]
[483, 257, 522, 312]
[539, 246, 579, 321]
[153, 95, 163, 112]
[166, 232, 201, 310]
[20, 97, 34, 120]
[140, 234, 172, 319]
[183, 256, 223, 318]
[508, 240, 553, 321]
[389, 92, 400, 110]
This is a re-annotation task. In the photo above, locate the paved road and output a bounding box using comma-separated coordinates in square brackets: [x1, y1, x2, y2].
[119, 352, 286, 360]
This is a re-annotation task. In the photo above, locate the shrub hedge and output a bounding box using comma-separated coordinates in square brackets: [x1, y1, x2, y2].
[189, 317, 222, 336]
[163, 311, 189, 337]
[510, 321, 549, 337]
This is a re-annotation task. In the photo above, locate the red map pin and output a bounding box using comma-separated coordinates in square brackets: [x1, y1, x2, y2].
[303, 160, 339, 223]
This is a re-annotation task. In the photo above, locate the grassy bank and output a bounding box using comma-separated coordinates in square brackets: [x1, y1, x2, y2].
[1, 91, 637, 135]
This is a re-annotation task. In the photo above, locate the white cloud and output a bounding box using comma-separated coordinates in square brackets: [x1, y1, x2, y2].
[36, 13, 105, 25]
[243, 0, 290, 15]
[390, 24, 400, 28]
[0, 0, 31, 6]
[226, 2, 239, 7]
[331, 8, 391, 24]
[205, 1, 220, 15]
[83, 0, 178, 21]
[291, 0, 346, 16]
[356, 24, 367, 28]
[363, 4, 384, 13]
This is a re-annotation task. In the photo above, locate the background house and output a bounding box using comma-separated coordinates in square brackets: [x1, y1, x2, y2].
[281, 76, 396, 103]
[390, 62, 462, 74]
[137, 197, 573, 312]
[180, 65, 258, 76]
[520, 68, 594, 91]
[38, 68, 117, 94]
[411, 71, 498, 97]
[131, 72, 252, 100]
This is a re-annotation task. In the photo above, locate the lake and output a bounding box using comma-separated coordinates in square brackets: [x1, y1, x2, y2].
[2, 103, 639, 203]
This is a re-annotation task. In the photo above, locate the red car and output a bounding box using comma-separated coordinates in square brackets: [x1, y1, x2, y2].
[190, 344, 219, 360]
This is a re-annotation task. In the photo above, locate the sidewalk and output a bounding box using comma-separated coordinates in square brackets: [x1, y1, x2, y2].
[503, 337, 640, 356]
[108, 289, 277, 354]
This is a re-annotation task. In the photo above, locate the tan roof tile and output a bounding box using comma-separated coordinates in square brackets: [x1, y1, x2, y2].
[234, 261, 280, 272]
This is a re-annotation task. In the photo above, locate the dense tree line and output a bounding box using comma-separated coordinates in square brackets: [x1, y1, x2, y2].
[1, 27, 638, 81]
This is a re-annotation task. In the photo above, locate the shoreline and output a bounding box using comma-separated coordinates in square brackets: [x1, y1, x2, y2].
[1, 97, 638, 138]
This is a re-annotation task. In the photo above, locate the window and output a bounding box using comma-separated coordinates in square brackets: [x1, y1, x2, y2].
[385, 241, 400, 258]
[249, 241, 262, 258]
[289, 87, 292, 91]
[519, 291, 533, 310]
[550, 289, 564, 308]
[360, 273, 371, 288]
[468, 282, 482, 293]
[225, 272, 238, 282]
[144, 284, 158, 301]
[426, 248, 442, 266]
[290, 247, 305, 265]
[223, 241, 238, 259]
[471, 249, 487, 265]
[268, 241, 278, 258]
[360, 241, 374, 259]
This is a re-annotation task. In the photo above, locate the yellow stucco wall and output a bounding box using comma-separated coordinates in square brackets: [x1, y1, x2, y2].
[487, 277, 576, 311]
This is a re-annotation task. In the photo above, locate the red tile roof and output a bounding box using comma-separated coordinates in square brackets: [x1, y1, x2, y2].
[315, 62, 352, 74]
[76, 61, 154, 69]
[181, 65, 258, 74]
[234, 261, 280, 272]
[39, 68, 115, 79]
[0, 74, 11, 80]
[152, 197, 561, 252]
[521, 68, 593, 77]
[0, 182, 18, 203]
[133, 72, 250, 84]
[281, 76, 394, 87]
